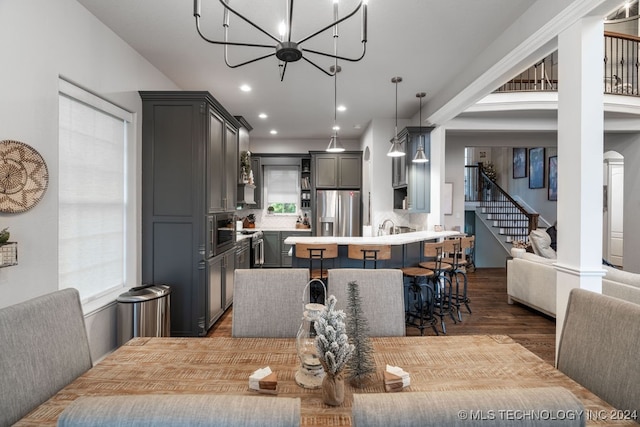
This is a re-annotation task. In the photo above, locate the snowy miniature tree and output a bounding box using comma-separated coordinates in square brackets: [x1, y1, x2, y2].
[345, 280, 376, 387]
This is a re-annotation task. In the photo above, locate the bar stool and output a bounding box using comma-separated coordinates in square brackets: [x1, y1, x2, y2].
[400, 266, 439, 336]
[418, 241, 457, 328]
[296, 243, 338, 302]
[347, 244, 391, 269]
[462, 234, 476, 273]
[442, 238, 470, 321]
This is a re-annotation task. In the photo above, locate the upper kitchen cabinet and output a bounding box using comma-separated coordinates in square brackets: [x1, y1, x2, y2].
[236, 117, 257, 207]
[312, 152, 362, 189]
[392, 126, 433, 213]
[140, 91, 241, 337]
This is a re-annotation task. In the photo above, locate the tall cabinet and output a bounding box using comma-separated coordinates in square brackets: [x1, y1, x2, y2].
[392, 127, 433, 212]
[140, 91, 240, 337]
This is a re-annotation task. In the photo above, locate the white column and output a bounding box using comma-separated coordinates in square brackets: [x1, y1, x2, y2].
[556, 16, 606, 351]
[429, 126, 445, 228]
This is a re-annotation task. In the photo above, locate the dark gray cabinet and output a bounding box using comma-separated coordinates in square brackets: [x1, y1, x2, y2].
[392, 154, 407, 188]
[223, 248, 235, 310]
[140, 91, 240, 336]
[262, 231, 281, 268]
[312, 152, 362, 189]
[392, 126, 433, 213]
[281, 231, 309, 267]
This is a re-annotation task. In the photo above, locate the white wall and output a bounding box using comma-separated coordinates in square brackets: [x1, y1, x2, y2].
[250, 138, 360, 154]
[0, 0, 179, 361]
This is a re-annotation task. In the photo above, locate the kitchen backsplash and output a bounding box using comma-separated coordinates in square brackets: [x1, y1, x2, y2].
[236, 208, 305, 229]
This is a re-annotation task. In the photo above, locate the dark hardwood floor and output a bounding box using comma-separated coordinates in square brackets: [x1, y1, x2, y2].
[208, 267, 557, 365]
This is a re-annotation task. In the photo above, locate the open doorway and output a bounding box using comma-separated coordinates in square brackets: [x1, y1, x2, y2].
[603, 151, 624, 267]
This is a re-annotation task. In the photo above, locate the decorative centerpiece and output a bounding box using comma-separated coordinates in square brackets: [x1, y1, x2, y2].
[345, 281, 375, 388]
[240, 150, 251, 183]
[295, 280, 326, 390]
[314, 294, 354, 406]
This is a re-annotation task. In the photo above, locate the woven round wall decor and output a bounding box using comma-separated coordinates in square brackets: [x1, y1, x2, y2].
[0, 140, 49, 213]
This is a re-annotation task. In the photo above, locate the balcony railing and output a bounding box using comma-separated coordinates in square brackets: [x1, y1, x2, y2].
[495, 32, 640, 96]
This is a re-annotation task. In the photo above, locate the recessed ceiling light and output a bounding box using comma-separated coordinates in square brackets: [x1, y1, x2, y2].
[240, 84, 252, 92]
[337, 105, 347, 112]
[258, 113, 268, 119]
[270, 129, 278, 135]
[332, 125, 340, 131]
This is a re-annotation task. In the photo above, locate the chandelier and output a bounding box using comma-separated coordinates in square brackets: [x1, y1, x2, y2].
[193, 0, 369, 81]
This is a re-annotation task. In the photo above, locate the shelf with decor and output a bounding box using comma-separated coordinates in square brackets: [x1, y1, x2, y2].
[300, 157, 311, 210]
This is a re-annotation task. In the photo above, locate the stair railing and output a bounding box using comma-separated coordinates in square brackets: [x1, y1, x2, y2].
[476, 164, 539, 243]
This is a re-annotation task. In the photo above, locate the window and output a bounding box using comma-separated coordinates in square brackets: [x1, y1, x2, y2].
[58, 78, 134, 305]
[264, 165, 299, 214]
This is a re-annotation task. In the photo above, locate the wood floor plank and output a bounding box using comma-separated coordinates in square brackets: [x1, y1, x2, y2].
[208, 267, 557, 365]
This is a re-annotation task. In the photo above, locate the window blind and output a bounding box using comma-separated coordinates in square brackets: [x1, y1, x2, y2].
[58, 82, 131, 303]
[265, 166, 299, 204]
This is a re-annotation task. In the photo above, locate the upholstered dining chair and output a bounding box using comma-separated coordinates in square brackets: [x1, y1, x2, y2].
[232, 268, 309, 338]
[0, 288, 93, 426]
[557, 288, 640, 413]
[327, 269, 405, 337]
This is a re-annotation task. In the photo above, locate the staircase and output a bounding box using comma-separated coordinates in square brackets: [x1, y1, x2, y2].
[470, 166, 539, 252]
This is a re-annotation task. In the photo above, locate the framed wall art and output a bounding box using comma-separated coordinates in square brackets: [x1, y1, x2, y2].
[548, 155, 557, 201]
[513, 147, 527, 179]
[528, 147, 545, 189]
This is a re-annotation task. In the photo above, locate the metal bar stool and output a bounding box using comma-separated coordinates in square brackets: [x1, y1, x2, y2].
[442, 237, 471, 321]
[296, 243, 338, 303]
[347, 244, 391, 269]
[400, 266, 439, 336]
[418, 241, 457, 328]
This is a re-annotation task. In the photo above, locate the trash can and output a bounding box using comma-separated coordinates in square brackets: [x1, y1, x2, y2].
[117, 284, 171, 346]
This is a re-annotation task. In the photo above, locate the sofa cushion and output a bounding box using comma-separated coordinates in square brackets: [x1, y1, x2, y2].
[521, 252, 556, 265]
[603, 265, 640, 289]
[529, 229, 557, 259]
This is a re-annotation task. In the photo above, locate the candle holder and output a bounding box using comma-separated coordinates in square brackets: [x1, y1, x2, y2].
[295, 279, 326, 389]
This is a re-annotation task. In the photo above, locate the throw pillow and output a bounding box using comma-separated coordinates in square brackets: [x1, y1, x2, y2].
[529, 229, 557, 259]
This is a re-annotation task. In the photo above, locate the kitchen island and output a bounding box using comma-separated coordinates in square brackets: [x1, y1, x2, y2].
[285, 230, 461, 268]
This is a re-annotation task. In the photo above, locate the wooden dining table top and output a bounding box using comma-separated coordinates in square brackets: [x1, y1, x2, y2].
[16, 335, 635, 426]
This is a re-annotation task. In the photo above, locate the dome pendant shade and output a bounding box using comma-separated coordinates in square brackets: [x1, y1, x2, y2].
[387, 137, 405, 157]
[412, 145, 428, 163]
[326, 134, 345, 152]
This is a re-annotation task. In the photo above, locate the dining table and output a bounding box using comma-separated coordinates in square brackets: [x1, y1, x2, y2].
[16, 335, 635, 426]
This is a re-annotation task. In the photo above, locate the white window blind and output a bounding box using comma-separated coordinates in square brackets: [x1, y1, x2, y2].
[58, 80, 132, 303]
[265, 166, 299, 204]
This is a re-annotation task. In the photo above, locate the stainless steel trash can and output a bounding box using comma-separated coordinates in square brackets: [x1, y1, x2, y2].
[117, 284, 171, 346]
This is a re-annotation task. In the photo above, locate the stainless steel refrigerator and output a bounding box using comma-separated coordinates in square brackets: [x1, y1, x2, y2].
[315, 190, 361, 237]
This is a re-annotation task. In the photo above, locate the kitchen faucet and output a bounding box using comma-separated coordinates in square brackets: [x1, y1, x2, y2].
[378, 219, 396, 236]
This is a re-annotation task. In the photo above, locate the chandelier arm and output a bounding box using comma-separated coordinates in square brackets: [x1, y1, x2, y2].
[302, 43, 366, 62]
[195, 16, 274, 48]
[216, 0, 282, 44]
[297, 1, 363, 45]
[224, 49, 276, 68]
[279, 62, 288, 82]
[301, 57, 335, 77]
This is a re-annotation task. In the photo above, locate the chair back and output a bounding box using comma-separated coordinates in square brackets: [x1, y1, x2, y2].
[232, 268, 310, 337]
[295, 243, 338, 259]
[0, 288, 92, 426]
[327, 269, 405, 336]
[423, 241, 444, 272]
[443, 238, 463, 267]
[58, 394, 301, 427]
[557, 288, 640, 413]
[347, 244, 391, 268]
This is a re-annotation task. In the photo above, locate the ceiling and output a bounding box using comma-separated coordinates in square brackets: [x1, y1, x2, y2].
[75, 0, 608, 142]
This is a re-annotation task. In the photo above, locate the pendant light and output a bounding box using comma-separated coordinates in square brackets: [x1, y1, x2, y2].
[387, 76, 405, 157]
[326, 66, 345, 152]
[412, 92, 429, 163]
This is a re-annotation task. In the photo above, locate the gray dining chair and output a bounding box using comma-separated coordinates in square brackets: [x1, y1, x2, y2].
[58, 394, 301, 427]
[0, 288, 92, 426]
[352, 387, 584, 427]
[327, 269, 405, 337]
[557, 288, 640, 413]
[232, 268, 310, 338]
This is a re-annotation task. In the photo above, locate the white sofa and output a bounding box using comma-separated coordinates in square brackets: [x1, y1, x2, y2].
[507, 249, 640, 317]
